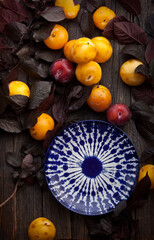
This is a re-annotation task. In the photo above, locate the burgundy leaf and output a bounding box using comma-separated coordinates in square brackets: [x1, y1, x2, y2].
[135, 121, 154, 141]
[114, 22, 147, 45]
[2, 65, 19, 95]
[103, 16, 128, 39]
[145, 38, 154, 64]
[132, 84, 154, 105]
[150, 58, 154, 80]
[145, 14, 154, 37]
[0, 0, 28, 18]
[130, 100, 154, 121]
[4, 22, 28, 42]
[0, 38, 9, 50]
[40, 6, 65, 22]
[117, 0, 141, 16]
[52, 96, 66, 123]
[127, 174, 151, 210]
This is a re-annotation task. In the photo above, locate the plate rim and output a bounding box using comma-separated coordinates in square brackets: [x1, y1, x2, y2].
[44, 120, 140, 216]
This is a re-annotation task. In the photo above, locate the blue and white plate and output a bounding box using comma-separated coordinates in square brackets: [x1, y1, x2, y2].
[45, 120, 139, 216]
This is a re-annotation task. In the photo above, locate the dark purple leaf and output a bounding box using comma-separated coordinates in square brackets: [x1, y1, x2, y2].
[4, 22, 28, 42]
[0, 38, 9, 50]
[0, 51, 18, 71]
[74, 0, 82, 4]
[120, 44, 146, 63]
[20, 110, 40, 129]
[2, 64, 19, 95]
[20, 57, 49, 79]
[127, 173, 151, 210]
[20, 154, 36, 179]
[145, 14, 154, 37]
[0, 0, 28, 18]
[43, 122, 62, 150]
[132, 84, 154, 105]
[23, 0, 38, 9]
[117, 0, 141, 16]
[103, 16, 128, 39]
[149, 58, 154, 80]
[7, 95, 29, 114]
[135, 64, 149, 77]
[114, 22, 147, 45]
[0, 117, 22, 133]
[24, 141, 45, 156]
[35, 48, 63, 62]
[86, 215, 113, 237]
[28, 81, 52, 110]
[130, 100, 154, 120]
[88, 0, 105, 9]
[113, 200, 127, 217]
[37, 167, 46, 188]
[79, 9, 95, 37]
[40, 6, 65, 22]
[36, 85, 55, 113]
[33, 23, 54, 42]
[52, 96, 66, 123]
[130, 100, 154, 140]
[113, 211, 138, 238]
[6, 152, 21, 167]
[1, 35, 17, 50]
[145, 38, 154, 64]
[0, 88, 8, 114]
[140, 145, 154, 162]
[68, 85, 92, 111]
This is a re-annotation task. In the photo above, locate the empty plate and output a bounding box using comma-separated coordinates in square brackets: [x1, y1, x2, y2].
[45, 120, 139, 215]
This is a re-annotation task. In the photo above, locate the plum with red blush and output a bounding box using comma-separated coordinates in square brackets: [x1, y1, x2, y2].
[106, 103, 132, 126]
[49, 58, 75, 85]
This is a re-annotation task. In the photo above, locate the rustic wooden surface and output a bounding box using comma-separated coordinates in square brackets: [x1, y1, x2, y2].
[0, 0, 154, 239]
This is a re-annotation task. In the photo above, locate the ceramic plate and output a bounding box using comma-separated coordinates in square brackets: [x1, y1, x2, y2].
[44, 120, 139, 216]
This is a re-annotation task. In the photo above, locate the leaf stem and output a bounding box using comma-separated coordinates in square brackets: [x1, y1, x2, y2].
[0, 180, 19, 208]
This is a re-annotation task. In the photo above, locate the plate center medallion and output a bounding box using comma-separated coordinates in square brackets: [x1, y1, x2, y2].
[81, 156, 102, 178]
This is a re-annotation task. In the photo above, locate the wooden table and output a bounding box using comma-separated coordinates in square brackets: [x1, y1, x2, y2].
[0, 0, 154, 239]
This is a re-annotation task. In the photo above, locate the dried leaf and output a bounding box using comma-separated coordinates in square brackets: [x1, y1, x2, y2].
[103, 16, 128, 39]
[52, 96, 66, 123]
[40, 6, 65, 22]
[28, 81, 52, 110]
[0, 88, 8, 114]
[37, 167, 46, 188]
[117, 0, 141, 16]
[4, 22, 28, 42]
[140, 145, 154, 163]
[145, 38, 154, 64]
[132, 84, 154, 105]
[0, 117, 22, 133]
[145, 14, 154, 37]
[6, 152, 21, 168]
[114, 22, 147, 45]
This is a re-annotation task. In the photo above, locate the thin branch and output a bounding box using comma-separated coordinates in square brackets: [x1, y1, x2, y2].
[0, 180, 19, 208]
